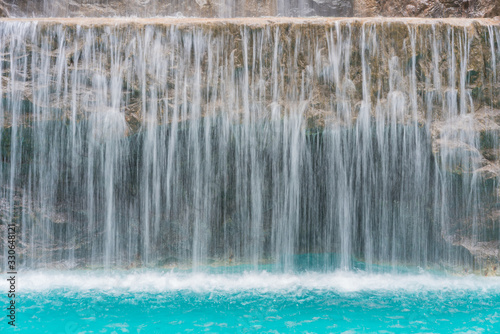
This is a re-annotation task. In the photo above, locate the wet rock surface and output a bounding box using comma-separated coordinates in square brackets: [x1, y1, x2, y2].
[373, 0, 500, 18]
[0, 0, 498, 18]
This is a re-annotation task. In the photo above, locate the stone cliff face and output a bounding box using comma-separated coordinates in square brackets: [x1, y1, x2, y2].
[0, 0, 345, 18]
[364, 0, 500, 18]
[0, 0, 498, 18]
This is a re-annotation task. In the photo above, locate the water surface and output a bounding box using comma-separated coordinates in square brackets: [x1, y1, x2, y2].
[1, 270, 499, 333]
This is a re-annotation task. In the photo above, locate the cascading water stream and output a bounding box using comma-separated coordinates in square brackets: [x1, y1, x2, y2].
[0, 0, 500, 330]
[0, 18, 499, 274]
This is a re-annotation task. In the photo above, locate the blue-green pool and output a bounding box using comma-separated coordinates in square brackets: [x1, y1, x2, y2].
[1, 270, 500, 333]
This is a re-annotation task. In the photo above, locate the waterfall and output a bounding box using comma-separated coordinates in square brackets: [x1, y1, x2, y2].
[0, 18, 499, 272]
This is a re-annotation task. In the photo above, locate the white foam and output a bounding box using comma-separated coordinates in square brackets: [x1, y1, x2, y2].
[2, 270, 500, 293]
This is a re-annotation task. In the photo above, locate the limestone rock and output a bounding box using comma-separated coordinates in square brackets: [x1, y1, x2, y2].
[357, 0, 500, 18]
[352, 0, 378, 17]
[2, 0, 498, 18]
[308, 0, 353, 17]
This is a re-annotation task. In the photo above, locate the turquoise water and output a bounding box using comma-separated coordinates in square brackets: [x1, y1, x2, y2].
[1, 271, 500, 333]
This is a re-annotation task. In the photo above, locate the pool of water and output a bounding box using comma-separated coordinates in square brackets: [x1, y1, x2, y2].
[1, 270, 500, 333]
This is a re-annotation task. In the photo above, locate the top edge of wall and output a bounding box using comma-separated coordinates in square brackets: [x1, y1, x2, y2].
[0, 0, 498, 20]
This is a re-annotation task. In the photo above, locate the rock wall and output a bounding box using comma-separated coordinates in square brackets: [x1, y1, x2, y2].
[368, 0, 500, 18]
[0, 0, 351, 18]
[0, 0, 498, 18]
